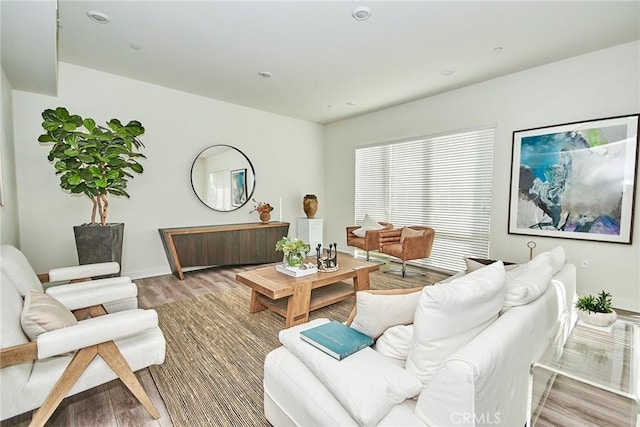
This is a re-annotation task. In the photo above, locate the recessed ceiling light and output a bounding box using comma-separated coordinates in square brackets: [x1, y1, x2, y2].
[258, 71, 272, 78]
[352, 6, 372, 21]
[440, 70, 455, 76]
[86, 10, 111, 24]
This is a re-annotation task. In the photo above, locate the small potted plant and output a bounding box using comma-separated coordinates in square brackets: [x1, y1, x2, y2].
[275, 237, 311, 267]
[250, 199, 274, 224]
[575, 290, 617, 327]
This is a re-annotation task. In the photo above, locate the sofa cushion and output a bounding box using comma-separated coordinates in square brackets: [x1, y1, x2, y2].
[400, 227, 424, 243]
[279, 318, 422, 426]
[504, 262, 553, 307]
[21, 289, 77, 340]
[374, 324, 414, 367]
[350, 290, 421, 339]
[405, 261, 506, 386]
[352, 214, 384, 238]
[534, 246, 566, 274]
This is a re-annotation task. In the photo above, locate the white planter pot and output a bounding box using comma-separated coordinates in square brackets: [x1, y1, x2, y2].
[577, 309, 617, 327]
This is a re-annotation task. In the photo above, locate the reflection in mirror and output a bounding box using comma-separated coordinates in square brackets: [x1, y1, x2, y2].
[191, 145, 256, 211]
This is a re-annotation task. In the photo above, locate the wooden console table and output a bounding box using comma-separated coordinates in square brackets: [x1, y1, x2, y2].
[159, 222, 289, 279]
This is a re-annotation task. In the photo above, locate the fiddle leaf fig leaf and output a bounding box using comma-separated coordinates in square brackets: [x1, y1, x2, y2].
[62, 122, 77, 131]
[38, 134, 56, 143]
[83, 118, 96, 131]
[67, 173, 82, 186]
[129, 162, 143, 173]
[105, 169, 120, 179]
[77, 153, 95, 163]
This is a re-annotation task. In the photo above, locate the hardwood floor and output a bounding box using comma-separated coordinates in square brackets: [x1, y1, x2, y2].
[2, 262, 638, 426]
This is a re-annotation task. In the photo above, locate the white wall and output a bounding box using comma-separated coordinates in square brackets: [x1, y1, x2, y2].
[1, 65, 20, 246]
[12, 62, 325, 278]
[325, 42, 640, 312]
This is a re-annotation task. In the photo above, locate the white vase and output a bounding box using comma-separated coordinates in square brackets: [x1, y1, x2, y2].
[577, 309, 617, 327]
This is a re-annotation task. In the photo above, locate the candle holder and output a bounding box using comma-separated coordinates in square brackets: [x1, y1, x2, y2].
[316, 243, 339, 272]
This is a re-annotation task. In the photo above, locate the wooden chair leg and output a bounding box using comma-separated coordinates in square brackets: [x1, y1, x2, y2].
[98, 341, 161, 419]
[29, 346, 99, 427]
[29, 339, 160, 427]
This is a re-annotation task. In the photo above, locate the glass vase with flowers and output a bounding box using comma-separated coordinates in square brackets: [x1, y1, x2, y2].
[275, 237, 311, 267]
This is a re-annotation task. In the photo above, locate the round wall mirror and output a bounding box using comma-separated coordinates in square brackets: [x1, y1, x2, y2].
[191, 145, 256, 211]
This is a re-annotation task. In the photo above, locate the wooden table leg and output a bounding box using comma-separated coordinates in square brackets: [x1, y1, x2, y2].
[353, 267, 371, 292]
[249, 290, 267, 313]
[285, 281, 312, 328]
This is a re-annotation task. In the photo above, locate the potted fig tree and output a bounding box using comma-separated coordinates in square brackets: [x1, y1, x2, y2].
[38, 107, 146, 270]
[575, 290, 617, 327]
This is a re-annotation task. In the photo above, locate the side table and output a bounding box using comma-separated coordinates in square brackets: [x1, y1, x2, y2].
[527, 312, 639, 426]
[298, 218, 323, 250]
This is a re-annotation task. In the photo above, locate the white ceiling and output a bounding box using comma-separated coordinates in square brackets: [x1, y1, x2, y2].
[3, 1, 640, 124]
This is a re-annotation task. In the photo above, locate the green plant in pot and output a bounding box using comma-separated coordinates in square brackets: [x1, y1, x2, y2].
[38, 107, 146, 270]
[275, 237, 311, 267]
[575, 290, 617, 327]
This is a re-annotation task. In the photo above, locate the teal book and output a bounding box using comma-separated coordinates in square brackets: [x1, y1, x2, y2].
[299, 321, 374, 360]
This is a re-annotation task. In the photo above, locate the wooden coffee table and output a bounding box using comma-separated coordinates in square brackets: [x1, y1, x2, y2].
[235, 256, 380, 327]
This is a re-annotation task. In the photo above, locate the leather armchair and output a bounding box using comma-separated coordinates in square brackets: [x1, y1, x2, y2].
[346, 222, 393, 261]
[378, 226, 435, 277]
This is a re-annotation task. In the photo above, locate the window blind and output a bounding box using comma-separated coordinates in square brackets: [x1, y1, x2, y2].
[354, 127, 495, 272]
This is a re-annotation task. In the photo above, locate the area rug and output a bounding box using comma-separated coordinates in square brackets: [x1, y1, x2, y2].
[149, 271, 436, 426]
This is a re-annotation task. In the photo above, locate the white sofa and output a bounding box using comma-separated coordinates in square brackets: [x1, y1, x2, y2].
[264, 247, 576, 426]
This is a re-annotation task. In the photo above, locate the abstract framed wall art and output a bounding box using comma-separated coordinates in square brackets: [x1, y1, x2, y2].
[508, 114, 639, 244]
[231, 168, 247, 207]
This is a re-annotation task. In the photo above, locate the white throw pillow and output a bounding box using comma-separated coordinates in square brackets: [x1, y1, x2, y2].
[350, 290, 422, 339]
[546, 246, 566, 274]
[280, 318, 422, 426]
[527, 246, 565, 275]
[374, 324, 414, 368]
[399, 227, 424, 243]
[20, 289, 77, 340]
[503, 261, 553, 307]
[352, 214, 384, 238]
[405, 261, 506, 386]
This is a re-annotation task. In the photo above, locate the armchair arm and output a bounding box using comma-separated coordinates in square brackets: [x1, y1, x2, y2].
[45, 277, 133, 294]
[48, 262, 120, 282]
[46, 281, 138, 311]
[0, 342, 38, 368]
[346, 226, 360, 235]
[362, 228, 386, 249]
[36, 309, 158, 359]
[378, 228, 402, 248]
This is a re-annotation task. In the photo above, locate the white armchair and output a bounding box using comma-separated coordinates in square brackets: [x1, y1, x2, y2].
[0, 268, 166, 426]
[0, 244, 138, 314]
